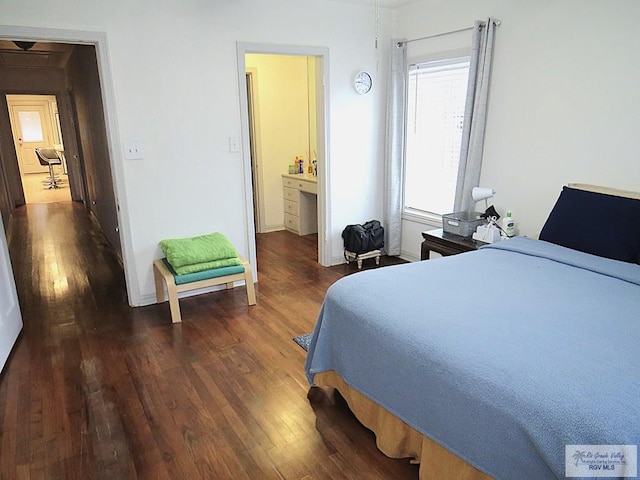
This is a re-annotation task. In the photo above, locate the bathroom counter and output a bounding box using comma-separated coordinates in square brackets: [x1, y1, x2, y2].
[281, 173, 317, 183]
[282, 174, 318, 235]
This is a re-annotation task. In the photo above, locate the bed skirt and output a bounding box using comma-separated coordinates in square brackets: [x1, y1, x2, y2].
[313, 371, 493, 480]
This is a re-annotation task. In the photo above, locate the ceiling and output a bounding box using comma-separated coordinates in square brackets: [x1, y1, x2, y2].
[0, 40, 74, 69]
[335, 0, 422, 7]
[0, 0, 418, 69]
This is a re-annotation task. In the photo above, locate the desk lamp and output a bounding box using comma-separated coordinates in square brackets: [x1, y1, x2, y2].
[471, 187, 502, 243]
[471, 187, 496, 210]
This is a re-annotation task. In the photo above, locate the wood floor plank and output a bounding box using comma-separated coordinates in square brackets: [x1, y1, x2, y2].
[1, 202, 418, 479]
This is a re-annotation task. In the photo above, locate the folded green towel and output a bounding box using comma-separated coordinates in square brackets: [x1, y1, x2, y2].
[173, 257, 242, 276]
[159, 233, 240, 270]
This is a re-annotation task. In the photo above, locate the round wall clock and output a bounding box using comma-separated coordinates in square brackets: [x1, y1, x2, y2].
[354, 71, 372, 94]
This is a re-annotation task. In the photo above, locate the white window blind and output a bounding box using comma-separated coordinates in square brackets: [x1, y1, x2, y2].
[404, 58, 470, 216]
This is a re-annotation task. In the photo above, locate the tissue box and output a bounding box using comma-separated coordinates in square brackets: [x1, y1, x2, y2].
[442, 211, 486, 238]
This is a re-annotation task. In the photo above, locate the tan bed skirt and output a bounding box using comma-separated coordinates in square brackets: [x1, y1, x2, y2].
[313, 371, 493, 480]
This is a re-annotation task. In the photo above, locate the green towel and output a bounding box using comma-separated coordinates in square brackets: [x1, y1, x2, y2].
[171, 258, 242, 276]
[159, 233, 241, 273]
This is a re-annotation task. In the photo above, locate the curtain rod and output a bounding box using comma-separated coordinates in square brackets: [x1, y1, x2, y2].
[401, 19, 501, 45]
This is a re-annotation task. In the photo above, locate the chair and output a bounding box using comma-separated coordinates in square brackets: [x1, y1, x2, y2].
[153, 255, 256, 323]
[35, 148, 62, 189]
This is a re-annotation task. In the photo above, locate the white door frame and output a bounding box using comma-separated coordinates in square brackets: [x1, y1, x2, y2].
[236, 42, 332, 268]
[0, 25, 139, 305]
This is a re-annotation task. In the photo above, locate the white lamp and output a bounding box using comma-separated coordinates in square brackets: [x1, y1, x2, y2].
[471, 187, 501, 244]
[472, 187, 496, 214]
[471, 187, 496, 208]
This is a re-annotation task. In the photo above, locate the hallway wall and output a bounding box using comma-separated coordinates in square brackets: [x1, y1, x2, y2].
[66, 45, 122, 256]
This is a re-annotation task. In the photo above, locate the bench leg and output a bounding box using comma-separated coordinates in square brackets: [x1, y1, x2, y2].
[153, 260, 183, 323]
[242, 259, 257, 306]
[167, 283, 182, 323]
[153, 262, 165, 303]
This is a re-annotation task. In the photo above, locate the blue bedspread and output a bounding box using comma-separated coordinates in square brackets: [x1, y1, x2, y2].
[305, 237, 640, 480]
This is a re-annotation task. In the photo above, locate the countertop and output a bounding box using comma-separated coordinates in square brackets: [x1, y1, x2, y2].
[282, 173, 317, 183]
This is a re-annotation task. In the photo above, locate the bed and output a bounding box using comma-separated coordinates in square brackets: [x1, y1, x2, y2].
[305, 184, 640, 480]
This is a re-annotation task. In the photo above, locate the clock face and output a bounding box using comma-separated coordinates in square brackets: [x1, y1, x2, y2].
[354, 71, 372, 94]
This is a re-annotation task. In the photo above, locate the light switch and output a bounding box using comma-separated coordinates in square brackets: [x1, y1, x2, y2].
[229, 136, 239, 153]
[123, 141, 144, 160]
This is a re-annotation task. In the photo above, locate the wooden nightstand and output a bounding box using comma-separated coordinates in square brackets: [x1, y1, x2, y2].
[421, 229, 478, 260]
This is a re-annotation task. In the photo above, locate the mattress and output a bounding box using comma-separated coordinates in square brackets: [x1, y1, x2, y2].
[305, 237, 640, 479]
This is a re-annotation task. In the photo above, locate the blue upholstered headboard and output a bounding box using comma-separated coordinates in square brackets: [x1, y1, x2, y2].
[539, 183, 640, 264]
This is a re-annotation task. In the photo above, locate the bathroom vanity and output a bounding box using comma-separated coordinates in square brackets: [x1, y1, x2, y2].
[282, 173, 318, 235]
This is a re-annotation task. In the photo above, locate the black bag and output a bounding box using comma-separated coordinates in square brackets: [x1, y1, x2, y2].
[342, 220, 384, 255]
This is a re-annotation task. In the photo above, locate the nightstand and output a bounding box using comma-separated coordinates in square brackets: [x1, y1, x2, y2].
[421, 229, 478, 260]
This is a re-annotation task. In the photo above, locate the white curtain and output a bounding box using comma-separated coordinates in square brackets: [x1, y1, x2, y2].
[454, 18, 498, 212]
[383, 39, 407, 256]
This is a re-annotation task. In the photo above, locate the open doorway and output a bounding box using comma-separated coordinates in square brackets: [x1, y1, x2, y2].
[245, 54, 318, 235]
[237, 43, 331, 270]
[6, 94, 71, 204]
[0, 28, 137, 307]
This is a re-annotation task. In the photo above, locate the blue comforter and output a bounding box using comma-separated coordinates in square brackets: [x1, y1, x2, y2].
[305, 237, 640, 480]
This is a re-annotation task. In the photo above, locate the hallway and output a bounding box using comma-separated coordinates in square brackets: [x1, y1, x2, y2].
[0, 202, 415, 479]
[21, 172, 71, 204]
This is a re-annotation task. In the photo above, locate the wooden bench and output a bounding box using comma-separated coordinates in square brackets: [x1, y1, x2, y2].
[153, 255, 256, 323]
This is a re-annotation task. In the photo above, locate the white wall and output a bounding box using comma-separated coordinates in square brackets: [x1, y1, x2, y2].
[396, 0, 640, 259]
[0, 0, 392, 305]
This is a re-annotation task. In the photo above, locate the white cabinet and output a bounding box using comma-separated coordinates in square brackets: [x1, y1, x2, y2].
[282, 174, 318, 235]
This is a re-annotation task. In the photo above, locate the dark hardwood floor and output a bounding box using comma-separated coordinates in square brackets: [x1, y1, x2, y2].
[0, 202, 415, 480]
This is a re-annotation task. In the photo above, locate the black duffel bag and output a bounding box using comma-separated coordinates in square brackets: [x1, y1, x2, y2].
[342, 220, 384, 255]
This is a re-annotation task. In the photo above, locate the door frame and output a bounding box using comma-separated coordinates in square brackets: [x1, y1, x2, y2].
[0, 25, 139, 305]
[236, 42, 332, 268]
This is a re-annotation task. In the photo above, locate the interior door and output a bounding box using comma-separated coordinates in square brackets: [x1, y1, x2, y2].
[0, 218, 23, 373]
[7, 96, 56, 175]
[246, 72, 263, 233]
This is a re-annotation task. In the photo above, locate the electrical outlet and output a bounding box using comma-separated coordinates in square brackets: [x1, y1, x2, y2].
[123, 141, 144, 160]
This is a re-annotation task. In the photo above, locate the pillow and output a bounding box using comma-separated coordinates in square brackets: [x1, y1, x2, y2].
[539, 186, 640, 264]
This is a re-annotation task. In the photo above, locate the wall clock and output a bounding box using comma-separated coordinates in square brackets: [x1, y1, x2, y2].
[354, 71, 372, 94]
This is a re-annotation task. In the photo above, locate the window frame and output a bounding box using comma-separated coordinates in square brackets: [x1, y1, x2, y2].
[401, 50, 471, 226]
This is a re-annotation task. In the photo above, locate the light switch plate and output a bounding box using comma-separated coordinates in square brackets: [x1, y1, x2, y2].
[229, 136, 239, 153]
[123, 141, 144, 160]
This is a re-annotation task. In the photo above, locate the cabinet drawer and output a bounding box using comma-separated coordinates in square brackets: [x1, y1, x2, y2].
[283, 213, 300, 232]
[298, 180, 317, 194]
[283, 177, 296, 188]
[284, 199, 299, 216]
[283, 187, 298, 202]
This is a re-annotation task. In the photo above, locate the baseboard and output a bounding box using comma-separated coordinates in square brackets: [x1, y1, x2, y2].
[400, 250, 420, 263]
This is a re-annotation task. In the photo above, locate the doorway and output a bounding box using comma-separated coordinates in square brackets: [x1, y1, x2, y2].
[0, 26, 137, 308]
[6, 94, 71, 204]
[237, 43, 332, 270]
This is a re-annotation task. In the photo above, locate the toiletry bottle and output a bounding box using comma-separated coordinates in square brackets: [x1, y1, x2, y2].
[503, 211, 515, 237]
[294, 156, 299, 173]
[298, 155, 304, 174]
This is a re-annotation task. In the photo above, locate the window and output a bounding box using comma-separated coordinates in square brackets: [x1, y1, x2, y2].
[404, 57, 470, 217]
